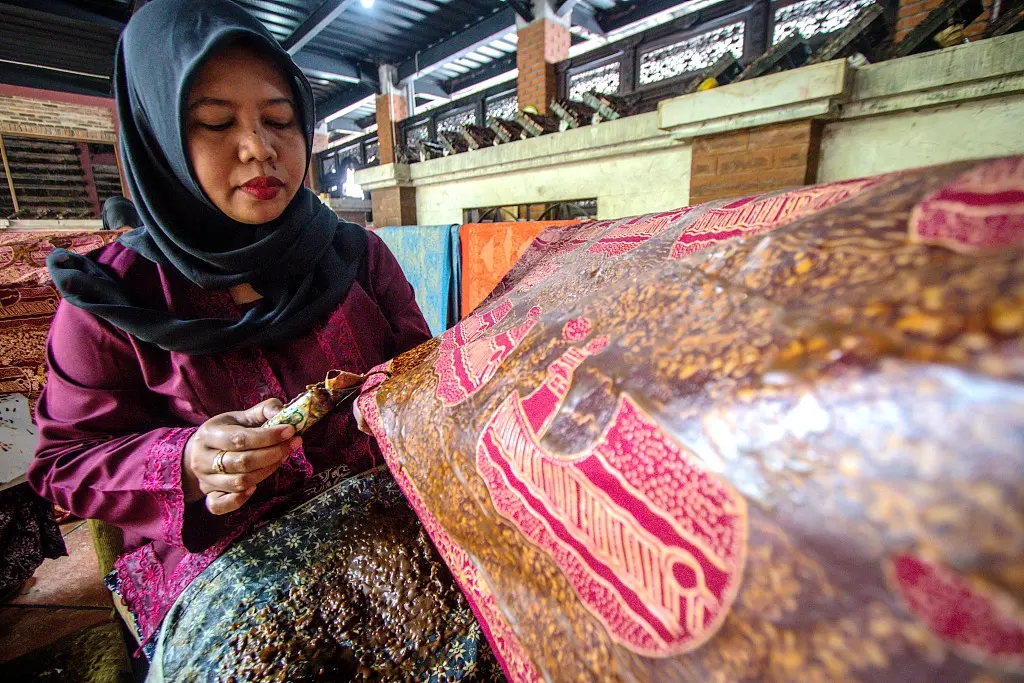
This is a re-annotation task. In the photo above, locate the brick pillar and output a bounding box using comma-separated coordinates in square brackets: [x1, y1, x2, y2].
[375, 92, 409, 165]
[308, 129, 328, 194]
[371, 186, 417, 228]
[369, 65, 416, 227]
[516, 18, 570, 114]
[689, 120, 823, 206]
[895, 0, 991, 44]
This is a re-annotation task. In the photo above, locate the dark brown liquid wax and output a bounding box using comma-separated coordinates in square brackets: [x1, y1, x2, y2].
[218, 502, 474, 682]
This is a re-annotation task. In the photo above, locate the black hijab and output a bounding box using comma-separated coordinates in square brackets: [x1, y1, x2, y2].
[100, 196, 141, 231]
[47, 0, 368, 355]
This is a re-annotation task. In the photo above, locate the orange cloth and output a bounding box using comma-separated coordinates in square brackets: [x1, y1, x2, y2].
[460, 221, 578, 315]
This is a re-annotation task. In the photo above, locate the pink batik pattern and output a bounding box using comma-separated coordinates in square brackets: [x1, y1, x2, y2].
[489, 222, 602, 301]
[435, 300, 542, 406]
[909, 156, 1024, 253]
[509, 222, 606, 290]
[587, 209, 692, 258]
[670, 177, 884, 260]
[475, 319, 747, 656]
[357, 367, 543, 683]
[887, 553, 1024, 671]
[498, 212, 686, 299]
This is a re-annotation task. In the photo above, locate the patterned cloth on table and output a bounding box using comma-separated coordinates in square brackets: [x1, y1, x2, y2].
[0, 486, 66, 596]
[149, 468, 503, 682]
[460, 221, 578, 316]
[375, 224, 461, 337]
[356, 157, 1024, 682]
[0, 230, 121, 595]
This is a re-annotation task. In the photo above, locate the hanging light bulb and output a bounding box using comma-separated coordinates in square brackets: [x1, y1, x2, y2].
[360, 0, 374, 7]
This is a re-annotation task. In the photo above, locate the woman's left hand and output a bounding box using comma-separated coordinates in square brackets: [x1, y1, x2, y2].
[353, 400, 371, 435]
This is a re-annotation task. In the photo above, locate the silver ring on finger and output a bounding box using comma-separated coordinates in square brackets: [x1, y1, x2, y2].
[213, 450, 228, 475]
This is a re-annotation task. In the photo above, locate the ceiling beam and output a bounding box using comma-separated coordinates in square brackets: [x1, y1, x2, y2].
[317, 83, 376, 123]
[1, 0, 127, 30]
[506, 0, 535, 22]
[396, 7, 517, 82]
[0, 62, 112, 98]
[554, 0, 578, 16]
[413, 77, 451, 99]
[326, 117, 363, 133]
[442, 53, 517, 95]
[571, 3, 605, 36]
[284, 0, 360, 55]
[292, 51, 361, 83]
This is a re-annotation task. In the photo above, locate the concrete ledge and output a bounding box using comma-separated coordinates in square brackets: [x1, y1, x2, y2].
[658, 60, 849, 141]
[354, 163, 412, 192]
[356, 34, 1023, 218]
[327, 197, 372, 212]
[841, 32, 1024, 119]
[0, 219, 104, 230]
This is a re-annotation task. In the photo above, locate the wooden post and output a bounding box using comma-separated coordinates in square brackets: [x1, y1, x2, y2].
[0, 134, 19, 214]
[77, 142, 102, 218]
[115, 146, 130, 200]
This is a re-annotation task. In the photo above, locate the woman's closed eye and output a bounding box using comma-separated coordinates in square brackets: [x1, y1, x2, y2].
[194, 118, 294, 132]
[197, 120, 233, 131]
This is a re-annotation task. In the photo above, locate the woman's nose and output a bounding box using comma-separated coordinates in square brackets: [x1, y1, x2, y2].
[239, 127, 277, 163]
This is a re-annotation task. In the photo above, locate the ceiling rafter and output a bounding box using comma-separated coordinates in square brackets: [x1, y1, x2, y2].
[395, 7, 517, 82]
[317, 82, 377, 122]
[284, 0, 361, 55]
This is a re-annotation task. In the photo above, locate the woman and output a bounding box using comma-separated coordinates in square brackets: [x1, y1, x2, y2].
[100, 196, 141, 231]
[28, 0, 439, 665]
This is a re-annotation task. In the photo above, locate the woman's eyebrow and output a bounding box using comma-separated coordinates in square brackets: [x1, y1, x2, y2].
[188, 97, 293, 110]
[188, 97, 233, 110]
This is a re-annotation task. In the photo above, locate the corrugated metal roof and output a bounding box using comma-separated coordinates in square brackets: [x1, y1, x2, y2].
[0, 2, 121, 82]
[0, 0, 683, 117]
[307, 0, 507, 64]
[233, 0, 315, 41]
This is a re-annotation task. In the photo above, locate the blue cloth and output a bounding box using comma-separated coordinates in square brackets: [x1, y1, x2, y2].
[375, 225, 461, 337]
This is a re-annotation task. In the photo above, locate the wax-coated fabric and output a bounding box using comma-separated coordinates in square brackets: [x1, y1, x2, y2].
[358, 157, 1024, 682]
[149, 470, 503, 682]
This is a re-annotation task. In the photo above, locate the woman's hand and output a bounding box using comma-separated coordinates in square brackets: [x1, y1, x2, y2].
[182, 398, 301, 515]
[353, 400, 371, 435]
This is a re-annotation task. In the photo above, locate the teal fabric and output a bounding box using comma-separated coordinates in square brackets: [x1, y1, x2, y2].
[148, 470, 503, 682]
[374, 225, 461, 337]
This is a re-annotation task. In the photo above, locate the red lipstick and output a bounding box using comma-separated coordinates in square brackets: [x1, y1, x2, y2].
[240, 175, 285, 200]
